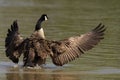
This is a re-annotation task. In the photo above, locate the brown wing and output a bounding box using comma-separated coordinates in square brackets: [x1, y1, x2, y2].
[49, 23, 106, 66]
[5, 20, 23, 57]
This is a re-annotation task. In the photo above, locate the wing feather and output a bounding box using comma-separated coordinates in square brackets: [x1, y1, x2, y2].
[50, 23, 106, 66]
[5, 20, 23, 57]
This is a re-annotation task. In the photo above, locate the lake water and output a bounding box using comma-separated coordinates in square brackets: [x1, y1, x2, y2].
[0, 0, 120, 80]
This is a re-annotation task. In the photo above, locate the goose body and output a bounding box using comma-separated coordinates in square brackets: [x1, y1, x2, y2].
[5, 14, 106, 67]
[5, 14, 48, 64]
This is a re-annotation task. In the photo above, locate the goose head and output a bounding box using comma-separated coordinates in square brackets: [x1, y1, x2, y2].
[35, 14, 48, 31]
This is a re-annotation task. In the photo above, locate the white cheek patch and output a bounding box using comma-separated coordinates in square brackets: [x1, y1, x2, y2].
[45, 16, 48, 20]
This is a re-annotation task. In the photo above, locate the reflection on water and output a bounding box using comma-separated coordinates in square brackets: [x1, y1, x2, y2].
[6, 67, 79, 80]
[2, 61, 120, 80]
[6, 72, 77, 80]
[0, 0, 120, 80]
[5, 66, 120, 80]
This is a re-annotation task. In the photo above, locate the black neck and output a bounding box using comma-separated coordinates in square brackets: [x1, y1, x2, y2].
[35, 18, 44, 31]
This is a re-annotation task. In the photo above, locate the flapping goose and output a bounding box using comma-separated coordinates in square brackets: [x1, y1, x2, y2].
[5, 14, 106, 67]
[5, 14, 48, 64]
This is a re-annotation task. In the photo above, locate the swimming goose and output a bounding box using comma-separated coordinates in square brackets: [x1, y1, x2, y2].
[5, 14, 106, 67]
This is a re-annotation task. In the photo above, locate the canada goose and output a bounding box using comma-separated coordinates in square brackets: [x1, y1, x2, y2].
[5, 14, 106, 67]
[5, 14, 48, 64]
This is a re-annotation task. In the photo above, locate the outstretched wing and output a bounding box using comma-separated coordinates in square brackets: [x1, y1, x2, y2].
[49, 23, 106, 66]
[5, 20, 23, 57]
